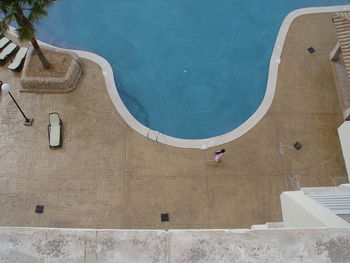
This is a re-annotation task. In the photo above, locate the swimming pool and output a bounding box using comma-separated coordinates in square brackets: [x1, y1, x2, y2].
[37, 0, 350, 140]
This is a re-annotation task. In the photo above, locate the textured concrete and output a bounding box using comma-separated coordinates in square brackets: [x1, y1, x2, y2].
[0, 227, 167, 263]
[0, 227, 350, 262]
[0, 13, 348, 229]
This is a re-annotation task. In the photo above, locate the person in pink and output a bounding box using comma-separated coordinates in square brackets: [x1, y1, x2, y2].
[214, 149, 225, 162]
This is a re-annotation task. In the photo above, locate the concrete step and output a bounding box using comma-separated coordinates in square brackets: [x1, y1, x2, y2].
[250, 224, 268, 230]
[266, 222, 284, 229]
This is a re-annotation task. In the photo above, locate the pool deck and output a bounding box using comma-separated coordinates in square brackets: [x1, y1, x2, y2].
[0, 13, 348, 229]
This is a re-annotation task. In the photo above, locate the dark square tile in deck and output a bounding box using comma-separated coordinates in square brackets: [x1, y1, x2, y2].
[35, 205, 44, 214]
[307, 47, 315, 53]
[161, 213, 169, 222]
[293, 141, 303, 151]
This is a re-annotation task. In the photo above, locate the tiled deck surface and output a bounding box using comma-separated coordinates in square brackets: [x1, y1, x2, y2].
[0, 13, 348, 229]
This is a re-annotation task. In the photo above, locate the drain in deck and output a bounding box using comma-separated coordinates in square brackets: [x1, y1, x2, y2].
[307, 47, 315, 53]
[35, 205, 44, 214]
[161, 213, 169, 222]
[293, 141, 302, 150]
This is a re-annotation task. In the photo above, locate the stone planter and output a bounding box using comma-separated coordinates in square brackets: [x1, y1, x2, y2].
[20, 46, 83, 92]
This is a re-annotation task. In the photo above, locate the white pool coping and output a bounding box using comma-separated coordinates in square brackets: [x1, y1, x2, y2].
[9, 5, 350, 149]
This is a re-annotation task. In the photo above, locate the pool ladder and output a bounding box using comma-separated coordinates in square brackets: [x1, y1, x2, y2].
[146, 129, 161, 143]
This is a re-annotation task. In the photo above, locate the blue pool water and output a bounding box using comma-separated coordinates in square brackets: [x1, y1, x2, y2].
[36, 0, 349, 139]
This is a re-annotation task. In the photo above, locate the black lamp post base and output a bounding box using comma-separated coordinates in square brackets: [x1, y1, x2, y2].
[24, 118, 33, 126]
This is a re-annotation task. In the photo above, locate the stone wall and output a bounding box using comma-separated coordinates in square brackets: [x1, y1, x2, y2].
[0, 227, 350, 262]
[20, 47, 83, 92]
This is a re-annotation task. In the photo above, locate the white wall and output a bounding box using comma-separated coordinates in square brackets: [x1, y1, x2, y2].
[281, 191, 350, 228]
[338, 121, 350, 182]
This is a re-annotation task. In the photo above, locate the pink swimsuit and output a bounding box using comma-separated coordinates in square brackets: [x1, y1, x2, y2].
[214, 152, 224, 162]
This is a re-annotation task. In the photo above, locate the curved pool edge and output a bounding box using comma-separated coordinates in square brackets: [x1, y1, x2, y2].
[11, 5, 350, 149]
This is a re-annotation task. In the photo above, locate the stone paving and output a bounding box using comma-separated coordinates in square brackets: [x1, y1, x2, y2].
[0, 13, 348, 229]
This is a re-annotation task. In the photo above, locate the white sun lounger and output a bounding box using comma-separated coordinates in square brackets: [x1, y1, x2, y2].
[8, 47, 29, 71]
[0, 43, 19, 65]
[48, 112, 63, 148]
[0, 37, 10, 50]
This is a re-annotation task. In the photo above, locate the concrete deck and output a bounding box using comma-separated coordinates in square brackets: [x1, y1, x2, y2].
[0, 13, 348, 229]
[1, 227, 350, 262]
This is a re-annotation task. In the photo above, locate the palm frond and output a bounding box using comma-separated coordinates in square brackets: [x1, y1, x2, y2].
[0, 20, 9, 34]
[0, 0, 61, 41]
[28, 4, 48, 23]
[15, 23, 35, 42]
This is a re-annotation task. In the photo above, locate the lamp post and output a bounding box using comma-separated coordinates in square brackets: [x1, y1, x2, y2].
[1, 83, 33, 126]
